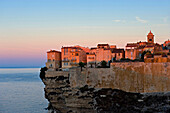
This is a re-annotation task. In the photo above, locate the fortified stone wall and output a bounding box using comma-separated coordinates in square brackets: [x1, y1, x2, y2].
[111, 62, 170, 92]
[45, 62, 170, 93]
[144, 56, 170, 63]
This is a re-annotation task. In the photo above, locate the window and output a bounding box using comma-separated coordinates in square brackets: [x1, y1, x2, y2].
[64, 63, 68, 65]
[131, 52, 133, 59]
[64, 49, 68, 55]
[64, 57, 68, 61]
[50, 64, 53, 67]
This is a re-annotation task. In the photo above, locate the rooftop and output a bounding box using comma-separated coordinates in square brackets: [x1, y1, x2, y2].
[47, 50, 61, 53]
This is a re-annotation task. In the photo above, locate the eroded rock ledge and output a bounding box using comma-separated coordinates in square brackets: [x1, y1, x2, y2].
[40, 63, 170, 113]
[41, 75, 170, 113]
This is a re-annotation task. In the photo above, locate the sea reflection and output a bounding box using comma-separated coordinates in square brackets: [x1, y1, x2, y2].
[0, 68, 48, 113]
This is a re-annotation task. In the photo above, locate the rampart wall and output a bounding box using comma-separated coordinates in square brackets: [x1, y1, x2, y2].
[45, 62, 170, 93]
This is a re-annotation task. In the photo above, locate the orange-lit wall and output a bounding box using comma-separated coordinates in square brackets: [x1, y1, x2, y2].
[47, 51, 61, 61]
[96, 49, 111, 62]
[125, 49, 137, 60]
[111, 53, 124, 60]
[61, 47, 87, 68]
[87, 54, 96, 63]
[110, 45, 116, 49]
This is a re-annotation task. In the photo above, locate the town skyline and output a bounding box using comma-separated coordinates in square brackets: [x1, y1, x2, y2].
[0, 0, 170, 67]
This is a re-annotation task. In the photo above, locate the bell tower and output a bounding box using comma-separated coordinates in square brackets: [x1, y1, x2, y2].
[147, 30, 154, 43]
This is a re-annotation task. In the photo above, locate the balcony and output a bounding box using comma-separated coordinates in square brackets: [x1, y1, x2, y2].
[62, 59, 69, 62]
[70, 62, 78, 66]
[88, 57, 95, 59]
[88, 61, 96, 64]
[71, 59, 77, 62]
[70, 50, 80, 53]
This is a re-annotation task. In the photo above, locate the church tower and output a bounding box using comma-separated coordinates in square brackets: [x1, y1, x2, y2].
[147, 30, 154, 43]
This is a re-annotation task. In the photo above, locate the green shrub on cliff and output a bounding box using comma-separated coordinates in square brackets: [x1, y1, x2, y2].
[101, 60, 107, 68]
[79, 62, 85, 71]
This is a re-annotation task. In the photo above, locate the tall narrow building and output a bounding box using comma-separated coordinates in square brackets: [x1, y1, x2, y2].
[147, 30, 154, 44]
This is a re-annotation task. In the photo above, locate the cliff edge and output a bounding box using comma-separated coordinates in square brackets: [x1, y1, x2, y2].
[40, 62, 170, 113]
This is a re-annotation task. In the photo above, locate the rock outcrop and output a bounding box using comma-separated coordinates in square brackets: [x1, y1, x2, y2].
[42, 73, 170, 113]
[40, 62, 170, 113]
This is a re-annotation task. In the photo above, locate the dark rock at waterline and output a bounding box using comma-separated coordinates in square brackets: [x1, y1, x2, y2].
[93, 89, 142, 113]
[46, 86, 170, 113]
[93, 89, 170, 113]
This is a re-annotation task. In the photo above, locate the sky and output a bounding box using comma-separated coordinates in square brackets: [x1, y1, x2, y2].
[0, 0, 170, 67]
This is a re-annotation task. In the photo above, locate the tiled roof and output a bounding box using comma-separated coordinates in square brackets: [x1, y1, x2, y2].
[137, 46, 145, 49]
[111, 49, 124, 53]
[91, 47, 97, 50]
[61, 46, 82, 50]
[126, 43, 138, 47]
[47, 50, 61, 53]
[145, 45, 154, 48]
[154, 43, 161, 46]
[137, 41, 147, 44]
[148, 30, 154, 35]
[104, 48, 111, 50]
[75, 45, 90, 53]
[97, 44, 109, 46]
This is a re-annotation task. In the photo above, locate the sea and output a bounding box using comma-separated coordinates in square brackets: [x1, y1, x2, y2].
[0, 68, 48, 113]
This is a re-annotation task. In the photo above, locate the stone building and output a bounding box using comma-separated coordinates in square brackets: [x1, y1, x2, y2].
[87, 53, 96, 67]
[111, 48, 125, 61]
[87, 44, 125, 67]
[125, 43, 138, 60]
[61, 46, 88, 69]
[125, 31, 162, 60]
[144, 53, 170, 63]
[46, 50, 61, 70]
[163, 39, 170, 50]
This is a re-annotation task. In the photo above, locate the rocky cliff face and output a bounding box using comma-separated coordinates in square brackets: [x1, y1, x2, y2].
[43, 75, 95, 113]
[41, 62, 170, 113]
[41, 73, 170, 113]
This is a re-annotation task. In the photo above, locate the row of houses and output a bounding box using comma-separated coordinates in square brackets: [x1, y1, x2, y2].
[46, 44, 125, 70]
[46, 31, 170, 70]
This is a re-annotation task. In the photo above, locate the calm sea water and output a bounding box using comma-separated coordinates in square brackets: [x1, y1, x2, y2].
[0, 68, 48, 113]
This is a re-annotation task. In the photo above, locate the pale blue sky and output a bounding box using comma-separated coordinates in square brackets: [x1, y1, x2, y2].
[0, 0, 170, 67]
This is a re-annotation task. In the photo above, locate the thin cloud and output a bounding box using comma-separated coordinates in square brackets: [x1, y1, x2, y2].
[135, 17, 147, 23]
[153, 24, 168, 27]
[163, 17, 168, 23]
[112, 20, 121, 22]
